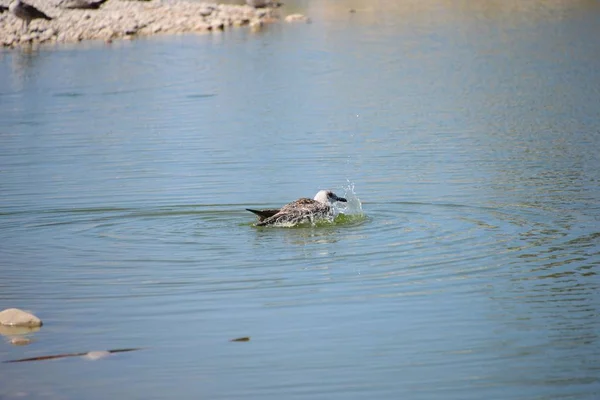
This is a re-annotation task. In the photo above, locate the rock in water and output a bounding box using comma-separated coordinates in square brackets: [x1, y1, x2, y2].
[84, 351, 111, 360]
[285, 14, 310, 23]
[10, 337, 32, 346]
[0, 308, 43, 327]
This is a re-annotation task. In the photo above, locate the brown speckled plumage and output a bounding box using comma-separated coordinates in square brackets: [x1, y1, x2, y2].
[247, 190, 347, 227]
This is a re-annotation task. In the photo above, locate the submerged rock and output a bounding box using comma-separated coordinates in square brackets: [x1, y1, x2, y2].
[285, 13, 310, 23]
[249, 18, 262, 32]
[84, 351, 111, 360]
[10, 337, 32, 346]
[0, 324, 41, 336]
[0, 308, 43, 327]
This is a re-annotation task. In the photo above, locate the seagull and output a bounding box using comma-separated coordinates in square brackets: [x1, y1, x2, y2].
[247, 190, 347, 227]
[9, 0, 52, 32]
[58, 0, 109, 10]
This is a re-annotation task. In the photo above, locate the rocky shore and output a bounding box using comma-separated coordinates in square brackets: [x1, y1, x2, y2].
[0, 0, 301, 48]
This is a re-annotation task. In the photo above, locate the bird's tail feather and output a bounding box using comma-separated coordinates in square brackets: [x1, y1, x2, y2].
[246, 208, 279, 221]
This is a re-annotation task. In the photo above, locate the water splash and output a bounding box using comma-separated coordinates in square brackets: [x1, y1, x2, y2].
[335, 181, 364, 216]
[329, 181, 366, 226]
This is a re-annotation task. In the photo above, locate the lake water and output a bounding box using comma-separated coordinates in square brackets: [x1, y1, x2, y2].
[1, 1, 599, 399]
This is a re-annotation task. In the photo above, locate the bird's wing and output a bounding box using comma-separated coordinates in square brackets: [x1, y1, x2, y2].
[256, 199, 328, 226]
[89, 0, 109, 9]
[23, 3, 52, 20]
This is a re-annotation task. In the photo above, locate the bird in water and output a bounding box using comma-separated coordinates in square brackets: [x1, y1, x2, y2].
[247, 190, 347, 227]
[9, 0, 52, 32]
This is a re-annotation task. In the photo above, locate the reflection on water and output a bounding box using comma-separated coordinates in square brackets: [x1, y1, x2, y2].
[1, 0, 600, 399]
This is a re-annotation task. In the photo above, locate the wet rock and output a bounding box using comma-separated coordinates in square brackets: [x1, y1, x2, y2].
[20, 34, 35, 43]
[211, 19, 225, 31]
[3, 34, 17, 47]
[57, 31, 68, 42]
[233, 18, 249, 27]
[249, 18, 263, 31]
[0, 308, 43, 327]
[40, 28, 57, 42]
[285, 14, 310, 23]
[124, 25, 139, 35]
[194, 22, 210, 32]
[0, 324, 41, 336]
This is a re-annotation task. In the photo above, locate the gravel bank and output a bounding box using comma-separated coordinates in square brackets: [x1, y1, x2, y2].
[0, 0, 285, 48]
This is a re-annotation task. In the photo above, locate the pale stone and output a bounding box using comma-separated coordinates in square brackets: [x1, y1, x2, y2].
[285, 14, 310, 23]
[10, 337, 32, 346]
[199, 7, 213, 17]
[194, 22, 209, 32]
[40, 28, 57, 41]
[249, 18, 262, 29]
[3, 35, 16, 46]
[211, 19, 225, 30]
[84, 351, 110, 360]
[124, 26, 138, 35]
[0, 308, 43, 327]
[20, 34, 34, 42]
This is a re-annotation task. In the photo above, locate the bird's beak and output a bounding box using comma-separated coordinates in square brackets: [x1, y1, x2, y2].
[335, 196, 347, 203]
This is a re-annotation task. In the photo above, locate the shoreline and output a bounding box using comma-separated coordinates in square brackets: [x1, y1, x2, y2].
[0, 0, 303, 48]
